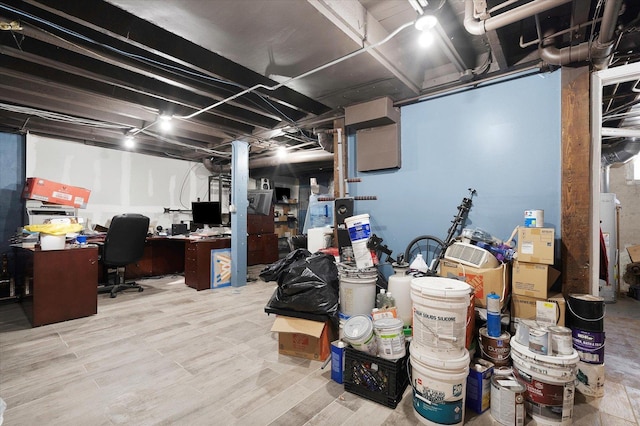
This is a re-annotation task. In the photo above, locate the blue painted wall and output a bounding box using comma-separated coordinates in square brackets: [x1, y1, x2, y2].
[349, 70, 562, 261]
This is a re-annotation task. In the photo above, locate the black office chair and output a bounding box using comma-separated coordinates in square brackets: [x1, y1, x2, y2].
[98, 213, 150, 298]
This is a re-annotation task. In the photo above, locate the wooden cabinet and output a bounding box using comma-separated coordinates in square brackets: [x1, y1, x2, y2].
[14, 246, 98, 327]
[184, 238, 231, 290]
[248, 206, 278, 266]
[123, 238, 186, 279]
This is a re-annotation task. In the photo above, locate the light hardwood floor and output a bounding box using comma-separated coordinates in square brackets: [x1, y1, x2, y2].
[0, 267, 639, 425]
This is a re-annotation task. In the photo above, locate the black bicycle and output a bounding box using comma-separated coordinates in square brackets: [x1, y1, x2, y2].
[404, 188, 476, 274]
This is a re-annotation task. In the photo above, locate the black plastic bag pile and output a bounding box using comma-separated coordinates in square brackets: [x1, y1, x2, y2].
[262, 249, 339, 319]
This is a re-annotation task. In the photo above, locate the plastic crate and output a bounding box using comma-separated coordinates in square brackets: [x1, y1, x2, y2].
[343, 344, 410, 408]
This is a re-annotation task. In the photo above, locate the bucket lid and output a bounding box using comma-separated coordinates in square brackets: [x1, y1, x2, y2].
[345, 213, 370, 224]
[373, 318, 404, 330]
[343, 315, 373, 341]
[410, 343, 470, 369]
[511, 339, 579, 365]
[411, 276, 471, 298]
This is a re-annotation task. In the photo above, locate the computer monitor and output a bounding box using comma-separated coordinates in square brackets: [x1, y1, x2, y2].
[191, 201, 222, 226]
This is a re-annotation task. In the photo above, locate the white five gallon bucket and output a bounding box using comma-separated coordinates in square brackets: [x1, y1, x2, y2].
[339, 267, 377, 317]
[344, 214, 373, 269]
[411, 277, 472, 358]
[342, 315, 377, 355]
[373, 317, 405, 360]
[40, 233, 66, 250]
[510, 339, 579, 426]
[410, 343, 470, 426]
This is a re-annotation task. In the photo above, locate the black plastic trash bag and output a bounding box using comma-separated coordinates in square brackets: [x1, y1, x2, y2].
[264, 251, 339, 318]
[259, 248, 311, 283]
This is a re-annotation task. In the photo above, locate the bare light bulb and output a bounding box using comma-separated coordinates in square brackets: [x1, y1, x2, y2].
[124, 136, 135, 149]
[415, 14, 438, 31]
[158, 114, 173, 132]
[277, 146, 287, 159]
[418, 31, 435, 48]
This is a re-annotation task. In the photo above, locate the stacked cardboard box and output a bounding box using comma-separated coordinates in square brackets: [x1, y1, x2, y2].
[511, 227, 564, 327]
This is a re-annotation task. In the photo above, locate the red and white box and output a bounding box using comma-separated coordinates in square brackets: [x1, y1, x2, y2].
[22, 177, 91, 208]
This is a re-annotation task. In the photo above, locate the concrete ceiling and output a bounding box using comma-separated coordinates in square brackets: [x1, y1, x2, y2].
[0, 0, 639, 176]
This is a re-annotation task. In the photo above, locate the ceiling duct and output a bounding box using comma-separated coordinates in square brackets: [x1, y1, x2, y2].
[601, 138, 640, 166]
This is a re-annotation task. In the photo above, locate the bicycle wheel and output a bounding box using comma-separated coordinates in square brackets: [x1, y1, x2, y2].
[404, 235, 445, 272]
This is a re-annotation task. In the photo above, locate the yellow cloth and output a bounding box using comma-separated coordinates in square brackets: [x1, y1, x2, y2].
[25, 223, 83, 236]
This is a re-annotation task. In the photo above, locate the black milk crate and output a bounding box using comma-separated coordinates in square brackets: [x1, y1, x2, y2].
[343, 344, 410, 408]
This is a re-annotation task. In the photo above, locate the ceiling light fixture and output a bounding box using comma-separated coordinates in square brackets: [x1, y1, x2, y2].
[158, 114, 173, 132]
[415, 14, 438, 31]
[277, 146, 287, 159]
[418, 31, 435, 48]
[124, 135, 135, 149]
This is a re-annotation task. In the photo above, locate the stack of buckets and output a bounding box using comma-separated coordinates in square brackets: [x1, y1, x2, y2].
[338, 214, 377, 323]
[410, 276, 473, 426]
[510, 321, 580, 425]
[566, 294, 606, 398]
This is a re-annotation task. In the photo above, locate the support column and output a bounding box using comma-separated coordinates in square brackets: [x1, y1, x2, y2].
[231, 140, 249, 289]
[561, 66, 592, 295]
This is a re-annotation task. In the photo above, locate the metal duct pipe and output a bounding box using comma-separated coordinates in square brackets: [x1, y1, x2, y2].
[539, 0, 624, 68]
[601, 138, 640, 166]
[202, 149, 334, 174]
[591, 0, 624, 70]
[463, 0, 572, 35]
[601, 138, 640, 191]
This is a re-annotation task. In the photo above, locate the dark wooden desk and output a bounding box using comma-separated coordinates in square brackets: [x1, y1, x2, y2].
[124, 237, 186, 279]
[185, 238, 231, 290]
[14, 246, 98, 327]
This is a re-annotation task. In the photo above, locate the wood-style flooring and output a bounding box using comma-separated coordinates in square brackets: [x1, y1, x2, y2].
[1, 267, 639, 425]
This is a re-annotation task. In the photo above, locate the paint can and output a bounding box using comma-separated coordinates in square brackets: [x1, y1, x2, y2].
[524, 210, 544, 227]
[411, 277, 472, 358]
[514, 319, 537, 346]
[490, 374, 526, 426]
[373, 317, 406, 360]
[342, 315, 377, 355]
[528, 327, 551, 355]
[572, 328, 606, 364]
[548, 326, 573, 355]
[410, 344, 470, 426]
[479, 327, 512, 367]
[511, 339, 579, 425]
[466, 358, 493, 414]
[566, 294, 605, 332]
[576, 361, 605, 397]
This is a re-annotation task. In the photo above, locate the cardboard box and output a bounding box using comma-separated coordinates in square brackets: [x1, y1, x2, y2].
[516, 227, 555, 265]
[271, 316, 333, 361]
[439, 260, 509, 308]
[512, 261, 560, 298]
[511, 292, 566, 326]
[22, 177, 91, 208]
[627, 245, 640, 263]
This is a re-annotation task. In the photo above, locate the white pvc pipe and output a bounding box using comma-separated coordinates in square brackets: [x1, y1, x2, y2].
[464, 0, 572, 35]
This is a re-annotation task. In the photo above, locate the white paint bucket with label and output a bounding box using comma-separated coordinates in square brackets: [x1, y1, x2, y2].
[338, 265, 377, 317]
[411, 277, 472, 359]
[344, 214, 373, 269]
[342, 315, 377, 355]
[511, 339, 579, 425]
[410, 344, 470, 426]
[373, 317, 406, 360]
[524, 210, 544, 227]
[576, 361, 605, 397]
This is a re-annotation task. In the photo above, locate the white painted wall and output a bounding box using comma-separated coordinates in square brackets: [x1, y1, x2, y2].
[26, 134, 212, 232]
[610, 163, 640, 292]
